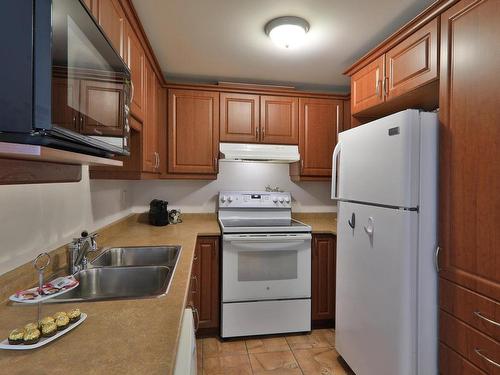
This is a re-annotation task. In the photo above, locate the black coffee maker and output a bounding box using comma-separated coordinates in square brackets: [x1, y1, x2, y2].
[149, 199, 169, 226]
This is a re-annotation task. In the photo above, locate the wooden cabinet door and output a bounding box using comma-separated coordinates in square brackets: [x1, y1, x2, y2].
[299, 98, 342, 177]
[167, 89, 219, 174]
[438, 0, 500, 302]
[52, 77, 79, 132]
[260, 95, 298, 144]
[351, 55, 385, 114]
[79, 79, 124, 136]
[142, 62, 158, 173]
[312, 234, 336, 323]
[83, 0, 98, 18]
[220, 92, 260, 143]
[125, 22, 145, 121]
[385, 18, 438, 100]
[193, 237, 220, 330]
[97, 0, 125, 58]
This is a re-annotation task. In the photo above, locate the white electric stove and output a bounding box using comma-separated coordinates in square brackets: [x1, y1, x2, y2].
[218, 191, 312, 338]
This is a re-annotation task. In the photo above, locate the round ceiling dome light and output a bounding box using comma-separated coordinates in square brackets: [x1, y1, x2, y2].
[265, 16, 310, 49]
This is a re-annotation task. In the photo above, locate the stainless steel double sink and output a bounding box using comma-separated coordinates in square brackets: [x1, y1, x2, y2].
[51, 246, 181, 303]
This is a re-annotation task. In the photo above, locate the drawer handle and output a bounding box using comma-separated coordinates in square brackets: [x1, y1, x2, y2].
[474, 311, 500, 328]
[475, 348, 500, 368]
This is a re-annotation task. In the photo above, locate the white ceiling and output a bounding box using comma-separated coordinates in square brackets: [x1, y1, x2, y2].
[132, 0, 434, 92]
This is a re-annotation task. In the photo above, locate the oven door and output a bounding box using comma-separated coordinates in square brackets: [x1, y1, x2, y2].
[222, 233, 311, 302]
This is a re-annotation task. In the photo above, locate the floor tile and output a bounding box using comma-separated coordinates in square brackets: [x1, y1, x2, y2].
[249, 351, 302, 374]
[246, 337, 290, 354]
[203, 337, 248, 358]
[202, 354, 253, 375]
[286, 330, 335, 350]
[293, 347, 348, 375]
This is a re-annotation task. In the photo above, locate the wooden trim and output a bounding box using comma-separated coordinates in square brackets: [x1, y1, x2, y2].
[164, 82, 350, 101]
[0, 159, 82, 185]
[160, 172, 217, 181]
[344, 0, 458, 76]
[0, 142, 122, 166]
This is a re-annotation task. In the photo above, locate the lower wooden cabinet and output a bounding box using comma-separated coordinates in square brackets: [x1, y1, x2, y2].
[311, 234, 336, 327]
[191, 236, 220, 334]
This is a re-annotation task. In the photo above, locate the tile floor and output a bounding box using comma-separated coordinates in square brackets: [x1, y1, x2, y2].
[196, 329, 352, 375]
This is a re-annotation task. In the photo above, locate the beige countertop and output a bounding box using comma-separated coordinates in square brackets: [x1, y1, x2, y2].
[0, 213, 220, 375]
[0, 211, 335, 375]
[293, 212, 337, 235]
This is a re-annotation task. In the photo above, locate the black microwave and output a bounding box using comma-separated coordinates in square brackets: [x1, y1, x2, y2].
[0, 0, 131, 157]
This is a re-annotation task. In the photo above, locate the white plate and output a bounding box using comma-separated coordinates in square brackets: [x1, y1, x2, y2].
[9, 282, 79, 304]
[0, 313, 87, 350]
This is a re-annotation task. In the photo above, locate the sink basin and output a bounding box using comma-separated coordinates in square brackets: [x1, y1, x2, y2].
[91, 246, 181, 268]
[51, 266, 171, 302]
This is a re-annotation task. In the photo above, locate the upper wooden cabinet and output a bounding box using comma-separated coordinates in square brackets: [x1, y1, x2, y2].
[52, 75, 125, 137]
[167, 89, 219, 175]
[292, 98, 343, 180]
[260, 95, 299, 144]
[97, 0, 126, 58]
[80, 79, 125, 137]
[351, 56, 385, 114]
[348, 19, 438, 117]
[438, 0, 500, 302]
[142, 62, 160, 173]
[220, 92, 260, 143]
[125, 21, 146, 122]
[385, 18, 438, 100]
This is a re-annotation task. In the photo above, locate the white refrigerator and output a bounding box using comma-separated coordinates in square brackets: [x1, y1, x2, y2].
[331, 109, 438, 375]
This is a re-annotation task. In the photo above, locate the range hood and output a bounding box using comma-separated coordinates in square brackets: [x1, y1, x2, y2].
[219, 143, 300, 163]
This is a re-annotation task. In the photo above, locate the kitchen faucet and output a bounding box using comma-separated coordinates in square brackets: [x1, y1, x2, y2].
[69, 231, 99, 274]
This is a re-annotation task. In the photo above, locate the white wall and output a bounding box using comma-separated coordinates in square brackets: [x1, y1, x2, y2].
[0, 167, 133, 276]
[131, 161, 336, 213]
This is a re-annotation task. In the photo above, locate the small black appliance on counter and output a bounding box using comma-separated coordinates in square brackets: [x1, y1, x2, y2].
[149, 200, 169, 226]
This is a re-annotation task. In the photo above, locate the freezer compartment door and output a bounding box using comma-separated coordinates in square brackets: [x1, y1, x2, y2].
[337, 110, 434, 208]
[335, 201, 430, 375]
[221, 299, 311, 338]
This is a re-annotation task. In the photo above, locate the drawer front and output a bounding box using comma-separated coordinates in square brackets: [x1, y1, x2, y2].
[440, 311, 500, 374]
[440, 278, 500, 342]
[440, 343, 486, 375]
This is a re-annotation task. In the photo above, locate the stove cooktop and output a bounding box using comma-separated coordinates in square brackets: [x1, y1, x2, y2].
[219, 218, 311, 234]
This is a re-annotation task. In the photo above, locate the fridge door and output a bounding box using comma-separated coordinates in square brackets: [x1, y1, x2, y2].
[336, 201, 423, 375]
[336, 110, 431, 208]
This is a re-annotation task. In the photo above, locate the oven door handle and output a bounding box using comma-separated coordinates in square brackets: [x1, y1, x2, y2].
[223, 234, 311, 242]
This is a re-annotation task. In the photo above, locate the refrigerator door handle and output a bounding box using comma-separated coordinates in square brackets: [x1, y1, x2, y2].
[348, 213, 356, 229]
[331, 141, 342, 200]
[364, 217, 374, 236]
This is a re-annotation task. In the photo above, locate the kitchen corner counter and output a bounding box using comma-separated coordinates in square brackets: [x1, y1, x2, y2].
[0, 213, 220, 375]
[292, 212, 337, 235]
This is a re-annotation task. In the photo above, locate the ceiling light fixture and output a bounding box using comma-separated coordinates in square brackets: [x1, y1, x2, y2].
[265, 16, 310, 49]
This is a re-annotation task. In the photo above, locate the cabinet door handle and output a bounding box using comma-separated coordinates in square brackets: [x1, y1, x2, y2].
[261, 127, 265, 139]
[130, 80, 135, 104]
[384, 77, 389, 97]
[256, 127, 260, 141]
[192, 306, 200, 332]
[191, 275, 198, 292]
[474, 348, 500, 368]
[474, 311, 500, 328]
[336, 105, 340, 135]
[214, 157, 219, 173]
[434, 246, 441, 273]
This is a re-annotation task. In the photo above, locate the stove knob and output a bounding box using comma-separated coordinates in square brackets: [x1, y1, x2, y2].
[279, 197, 284, 203]
[221, 195, 227, 203]
[228, 196, 233, 203]
[272, 196, 278, 203]
[285, 197, 290, 204]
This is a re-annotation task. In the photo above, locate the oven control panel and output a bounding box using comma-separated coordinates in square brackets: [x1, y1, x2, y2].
[219, 191, 291, 208]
